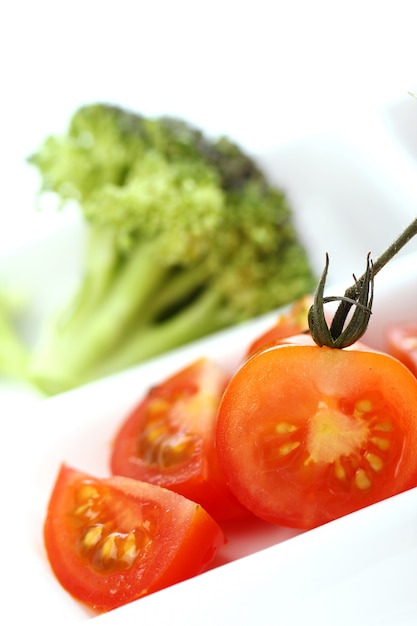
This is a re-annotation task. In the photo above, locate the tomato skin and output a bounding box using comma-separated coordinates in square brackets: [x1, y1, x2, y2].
[110, 358, 248, 521]
[246, 295, 312, 357]
[246, 320, 308, 356]
[247, 331, 371, 355]
[385, 323, 417, 378]
[44, 464, 224, 612]
[216, 344, 417, 530]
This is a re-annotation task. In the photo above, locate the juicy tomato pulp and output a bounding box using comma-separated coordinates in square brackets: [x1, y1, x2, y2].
[44, 464, 224, 612]
[216, 344, 417, 529]
[110, 358, 248, 520]
[385, 323, 417, 378]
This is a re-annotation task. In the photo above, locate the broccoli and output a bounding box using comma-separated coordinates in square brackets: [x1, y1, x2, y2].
[28, 103, 315, 395]
[0, 289, 30, 382]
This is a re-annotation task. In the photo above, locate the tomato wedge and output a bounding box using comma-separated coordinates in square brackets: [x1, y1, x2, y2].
[385, 323, 417, 378]
[216, 343, 417, 530]
[246, 295, 312, 357]
[44, 464, 224, 612]
[110, 358, 248, 520]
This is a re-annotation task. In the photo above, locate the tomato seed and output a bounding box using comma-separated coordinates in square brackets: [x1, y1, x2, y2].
[334, 460, 346, 481]
[373, 422, 393, 432]
[354, 468, 372, 490]
[275, 421, 298, 434]
[278, 441, 301, 456]
[353, 399, 373, 417]
[78, 483, 100, 502]
[101, 534, 118, 561]
[364, 452, 384, 472]
[120, 532, 140, 566]
[83, 524, 104, 548]
[370, 436, 390, 451]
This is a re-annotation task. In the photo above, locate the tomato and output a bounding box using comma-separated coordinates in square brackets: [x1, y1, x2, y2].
[216, 342, 417, 530]
[246, 295, 312, 357]
[44, 464, 224, 612]
[110, 358, 248, 521]
[385, 323, 417, 378]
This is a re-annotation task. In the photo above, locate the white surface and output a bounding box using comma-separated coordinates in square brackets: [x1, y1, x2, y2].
[93, 487, 417, 626]
[1, 0, 417, 252]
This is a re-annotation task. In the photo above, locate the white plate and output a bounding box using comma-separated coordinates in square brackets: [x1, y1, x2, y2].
[2, 247, 417, 625]
[2, 133, 417, 625]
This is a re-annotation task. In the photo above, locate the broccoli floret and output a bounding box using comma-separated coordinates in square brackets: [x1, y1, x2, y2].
[0, 289, 30, 381]
[28, 103, 315, 394]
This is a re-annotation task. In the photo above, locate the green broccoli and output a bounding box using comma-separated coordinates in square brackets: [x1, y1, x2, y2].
[0, 289, 30, 381]
[28, 103, 315, 395]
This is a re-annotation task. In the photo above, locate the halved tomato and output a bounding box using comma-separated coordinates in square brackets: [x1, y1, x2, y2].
[44, 464, 224, 612]
[216, 342, 417, 530]
[385, 322, 417, 378]
[110, 358, 248, 520]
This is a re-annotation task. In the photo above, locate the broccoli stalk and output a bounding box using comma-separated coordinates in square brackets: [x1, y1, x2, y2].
[0, 290, 30, 381]
[28, 103, 315, 394]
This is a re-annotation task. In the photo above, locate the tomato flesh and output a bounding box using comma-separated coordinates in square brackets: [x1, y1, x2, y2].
[44, 464, 224, 612]
[110, 358, 248, 520]
[216, 344, 417, 529]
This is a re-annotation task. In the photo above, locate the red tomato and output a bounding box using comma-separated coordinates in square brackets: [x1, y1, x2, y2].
[44, 464, 224, 612]
[110, 358, 248, 520]
[216, 342, 417, 530]
[385, 323, 417, 378]
[249, 332, 371, 356]
[246, 295, 312, 357]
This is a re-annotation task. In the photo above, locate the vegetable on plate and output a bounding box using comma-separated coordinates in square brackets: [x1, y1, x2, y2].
[216, 333, 417, 529]
[110, 357, 248, 520]
[44, 464, 224, 612]
[385, 322, 417, 378]
[216, 226, 417, 529]
[245, 294, 312, 357]
[27, 102, 315, 395]
[42, 219, 417, 612]
[0, 288, 30, 381]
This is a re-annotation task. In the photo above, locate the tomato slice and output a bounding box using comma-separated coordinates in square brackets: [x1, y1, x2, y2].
[110, 358, 248, 520]
[385, 323, 417, 378]
[44, 464, 224, 612]
[216, 343, 417, 530]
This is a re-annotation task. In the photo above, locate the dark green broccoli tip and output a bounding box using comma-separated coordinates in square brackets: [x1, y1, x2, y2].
[28, 102, 315, 395]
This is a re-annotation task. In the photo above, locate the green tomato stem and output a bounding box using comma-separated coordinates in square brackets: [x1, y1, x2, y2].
[310, 217, 417, 348]
[355, 217, 417, 284]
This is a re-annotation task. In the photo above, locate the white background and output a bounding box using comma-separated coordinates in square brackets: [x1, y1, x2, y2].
[1, 0, 417, 252]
